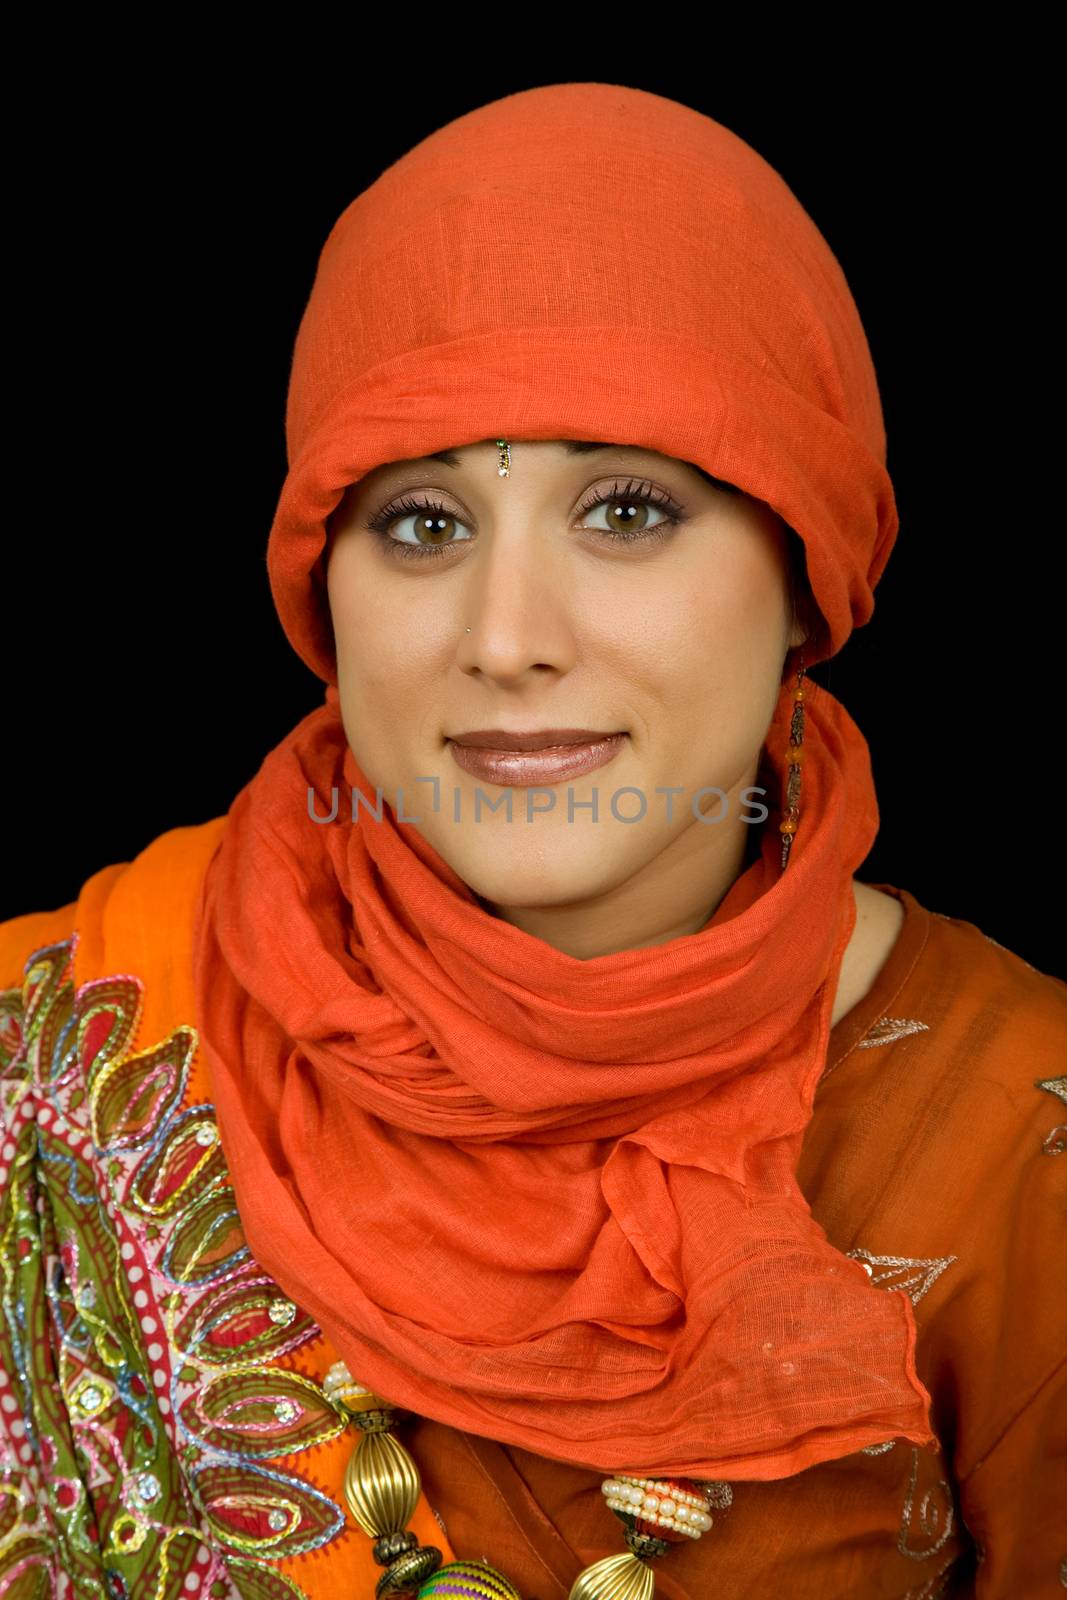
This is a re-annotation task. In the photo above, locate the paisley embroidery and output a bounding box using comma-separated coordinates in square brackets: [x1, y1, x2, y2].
[1036, 1075, 1067, 1156]
[857, 1016, 930, 1049]
[0, 936, 353, 1599]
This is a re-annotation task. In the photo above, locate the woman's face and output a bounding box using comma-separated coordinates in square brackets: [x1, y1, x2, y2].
[326, 440, 807, 956]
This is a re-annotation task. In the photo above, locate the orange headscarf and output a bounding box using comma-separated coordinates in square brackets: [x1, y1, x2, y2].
[193, 82, 936, 1480]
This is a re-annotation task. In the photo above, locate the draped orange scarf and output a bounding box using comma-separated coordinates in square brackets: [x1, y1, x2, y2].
[192, 81, 936, 1480]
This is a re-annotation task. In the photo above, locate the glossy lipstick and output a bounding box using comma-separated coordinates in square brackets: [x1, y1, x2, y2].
[447, 729, 627, 787]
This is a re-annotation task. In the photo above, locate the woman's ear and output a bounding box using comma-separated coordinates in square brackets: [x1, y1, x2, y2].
[788, 614, 810, 651]
[790, 570, 826, 659]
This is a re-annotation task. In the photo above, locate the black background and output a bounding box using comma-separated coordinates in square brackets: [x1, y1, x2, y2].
[5, 47, 1061, 978]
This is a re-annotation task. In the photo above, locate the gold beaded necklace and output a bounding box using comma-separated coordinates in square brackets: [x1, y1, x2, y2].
[324, 1360, 734, 1600]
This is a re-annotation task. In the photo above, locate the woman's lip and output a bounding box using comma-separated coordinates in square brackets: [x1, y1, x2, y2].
[447, 733, 627, 786]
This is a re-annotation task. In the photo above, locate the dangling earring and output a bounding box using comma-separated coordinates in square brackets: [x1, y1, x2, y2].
[779, 646, 807, 872]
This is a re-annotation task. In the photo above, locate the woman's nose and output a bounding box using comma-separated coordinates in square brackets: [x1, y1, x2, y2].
[454, 525, 578, 683]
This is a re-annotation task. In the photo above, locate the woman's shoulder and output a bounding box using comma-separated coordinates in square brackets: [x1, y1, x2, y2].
[0, 816, 428, 1597]
[824, 877, 1066, 1177]
[0, 816, 229, 990]
[0, 897, 81, 986]
[814, 884, 1064, 1588]
[856, 877, 1066, 1048]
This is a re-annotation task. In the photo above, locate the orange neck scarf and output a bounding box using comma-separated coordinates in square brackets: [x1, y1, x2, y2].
[193, 675, 934, 1478]
[193, 80, 936, 1479]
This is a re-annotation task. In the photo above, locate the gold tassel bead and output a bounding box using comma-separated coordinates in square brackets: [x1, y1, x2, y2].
[343, 1428, 422, 1537]
[569, 1475, 722, 1600]
[568, 1551, 657, 1600]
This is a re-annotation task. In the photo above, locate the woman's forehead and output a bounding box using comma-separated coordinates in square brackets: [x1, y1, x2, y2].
[356, 440, 739, 495]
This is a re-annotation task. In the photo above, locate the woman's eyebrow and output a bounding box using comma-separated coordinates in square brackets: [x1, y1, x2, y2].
[422, 441, 736, 492]
[423, 441, 610, 467]
[559, 442, 739, 493]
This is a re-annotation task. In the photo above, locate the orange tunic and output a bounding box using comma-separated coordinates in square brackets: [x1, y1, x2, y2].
[0, 819, 1063, 1599]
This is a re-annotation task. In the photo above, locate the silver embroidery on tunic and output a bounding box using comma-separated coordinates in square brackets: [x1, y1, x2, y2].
[1037, 1076, 1067, 1156]
[903, 1552, 963, 1598]
[897, 1444, 956, 1561]
[846, 1248, 959, 1308]
[858, 1016, 930, 1048]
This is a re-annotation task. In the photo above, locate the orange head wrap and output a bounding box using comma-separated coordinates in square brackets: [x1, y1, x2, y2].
[194, 82, 935, 1483]
[266, 81, 896, 688]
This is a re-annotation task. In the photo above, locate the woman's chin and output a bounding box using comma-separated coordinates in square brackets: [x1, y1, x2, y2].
[437, 841, 628, 916]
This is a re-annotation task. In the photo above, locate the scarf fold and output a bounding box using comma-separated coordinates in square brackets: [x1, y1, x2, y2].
[193, 673, 935, 1479]
[192, 80, 937, 1480]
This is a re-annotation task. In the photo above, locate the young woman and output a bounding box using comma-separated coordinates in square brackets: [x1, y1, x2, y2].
[1, 83, 1062, 1600]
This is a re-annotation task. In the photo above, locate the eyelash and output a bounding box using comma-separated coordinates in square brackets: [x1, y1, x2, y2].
[363, 478, 687, 563]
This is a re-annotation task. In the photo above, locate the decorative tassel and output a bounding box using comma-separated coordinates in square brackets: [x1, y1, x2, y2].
[326, 1362, 523, 1598]
[779, 651, 808, 871]
[325, 1363, 732, 1600]
[566, 1474, 729, 1599]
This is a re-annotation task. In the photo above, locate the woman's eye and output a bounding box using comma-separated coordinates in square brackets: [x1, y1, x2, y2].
[578, 490, 677, 539]
[364, 480, 684, 564]
[365, 500, 474, 562]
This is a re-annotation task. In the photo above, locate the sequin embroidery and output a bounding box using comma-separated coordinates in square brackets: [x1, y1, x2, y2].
[0, 937, 353, 1598]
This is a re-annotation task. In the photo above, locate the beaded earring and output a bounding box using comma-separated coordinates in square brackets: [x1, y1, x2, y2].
[324, 1362, 732, 1599]
[779, 646, 808, 872]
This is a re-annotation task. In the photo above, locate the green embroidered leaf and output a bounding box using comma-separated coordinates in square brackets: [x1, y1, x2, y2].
[0, 1531, 74, 1599]
[91, 1028, 195, 1150]
[177, 1272, 319, 1368]
[180, 1368, 346, 1459]
[192, 1461, 345, 1558]
[128, 1108, 229, 1219]
[162, 1187, 249, 1286]
[37, 981, 76, 1092]
[77, 975, 143, 1084]
[222, 1557, 311, 1600]
[0, 988, 26, 1072]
